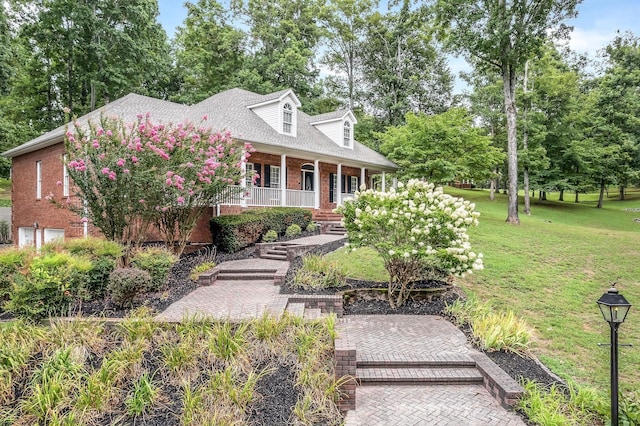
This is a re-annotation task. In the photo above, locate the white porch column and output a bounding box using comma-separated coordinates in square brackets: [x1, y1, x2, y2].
[337, 163, 342, 206]
[382, 172, 386, 192]
[392, 177, 398, 189]
[314, 159, 320, 209]
[360, 167, 366, 190]
[280, 154, 287, 207]
[240, 156, 247, 208]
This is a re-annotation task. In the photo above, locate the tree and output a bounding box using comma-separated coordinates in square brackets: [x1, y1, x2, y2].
[231, 0, 323, 101]
[379, 108, 504, 183]
[57, 114, 250, 255]
[337, 180, 483, 308]
[319, 0, 377, 109]
[172, 0, 247, 104]
[361, 1, 453, 127]
[435, 0, 581, 223]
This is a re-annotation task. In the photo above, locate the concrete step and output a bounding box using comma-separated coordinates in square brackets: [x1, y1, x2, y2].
[216, 272, 276, 280]
[304, 308, 322, 320]
[286, 302, 306, 317]
[356, 367, 483, 386]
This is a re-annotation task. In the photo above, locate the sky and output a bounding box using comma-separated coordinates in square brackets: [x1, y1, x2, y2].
[156, 0, 640, 93]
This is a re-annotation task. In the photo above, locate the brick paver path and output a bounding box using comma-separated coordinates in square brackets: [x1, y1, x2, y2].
[339, 316, 526, 426]
[344, 385, 526, 426]
[282, 233, 345, 245]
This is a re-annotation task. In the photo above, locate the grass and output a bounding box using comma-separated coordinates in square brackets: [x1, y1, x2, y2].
[0, 311, 343, 424]
[325, 246, 389, 282]
[329, 186, 640, 396]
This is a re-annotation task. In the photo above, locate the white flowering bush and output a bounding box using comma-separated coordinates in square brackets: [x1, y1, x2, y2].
[335, 179, 483, 308]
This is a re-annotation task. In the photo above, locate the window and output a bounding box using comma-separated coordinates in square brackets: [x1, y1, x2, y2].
[245, 163, 254, 187]
[350, 176, 358, 193]
[63, 155, 69, 197]
[283, 103, 293, 134]
[270, 166, 280, 189]
[36, 161, 42, 199]
[343, 121, 351, 146]
[333, 174, 338, 197]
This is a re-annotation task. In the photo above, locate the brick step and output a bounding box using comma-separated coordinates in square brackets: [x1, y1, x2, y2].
[217, 268, 278, 274]
[304, 308, 323, 320]
[357, 353, 476, 369]
[216, 272, 276, 280]
[286, 302, 306, 317]
[356, 367, 484, 386]
[259, 254, 288, 261]
[266, 248, 287, 255]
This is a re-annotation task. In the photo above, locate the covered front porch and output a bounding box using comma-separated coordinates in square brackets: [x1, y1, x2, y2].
[217, 151, 395, 210]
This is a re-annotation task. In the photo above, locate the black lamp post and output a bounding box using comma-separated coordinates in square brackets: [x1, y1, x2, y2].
[597, 286, 632, 426]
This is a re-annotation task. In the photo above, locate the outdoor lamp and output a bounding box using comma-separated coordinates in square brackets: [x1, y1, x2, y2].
[597, 286, 632, 426]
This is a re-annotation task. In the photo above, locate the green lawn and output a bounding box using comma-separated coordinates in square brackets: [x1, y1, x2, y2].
[332, 187, 640, 394]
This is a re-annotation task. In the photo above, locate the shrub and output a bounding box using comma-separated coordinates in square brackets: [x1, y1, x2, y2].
[130, 247, 177, 291]
[285, 224, 302, 237]
[108, 268, 153, 308]
[0, 220, 9, 243]
[5, 252, 93, 321]
[190, 262, 216, 281]
[60, 237, 123, 259]
[305, 222, 317, 233]
[336, 179, 483, 307]
[210, 207, 312, 252]
[262, 230, 278, 243]
[0, 247, 29, 302]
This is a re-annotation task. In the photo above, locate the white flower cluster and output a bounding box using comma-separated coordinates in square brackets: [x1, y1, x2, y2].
[337, 179, 483, 277]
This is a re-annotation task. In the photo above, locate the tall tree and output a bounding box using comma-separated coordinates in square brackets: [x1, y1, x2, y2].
[379, 108, 505, 183]
[172, 0, 247, 104]
[319, 0, 377, 109]
[361, 1, 453, 127]
[231, 0, 323, 101]
[435, 0, 581, 223]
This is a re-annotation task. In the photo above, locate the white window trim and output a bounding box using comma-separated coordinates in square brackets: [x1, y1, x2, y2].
[283, 103, 293, 134]
[343, 121, 351, 147]
[36, 161, 42, 199]
[350, 176, 358, 193]
[270, 165, 280, 189]
[63, 155, 69, 197]
[246, 162, 254, 187]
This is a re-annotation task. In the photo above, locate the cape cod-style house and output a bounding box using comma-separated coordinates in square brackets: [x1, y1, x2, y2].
[3, 88, 398, 248]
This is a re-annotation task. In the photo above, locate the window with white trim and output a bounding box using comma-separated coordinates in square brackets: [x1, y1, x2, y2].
[36, 161, 42, 199]
[333, 174, 338, 196]
[343, 121, 351, 146]
[350, 176, 358, 193]
[270, 165, 280, 189]
[63, 155, 69, 197]
[245, 162, 254, 187]
[283, 103, 293, 134]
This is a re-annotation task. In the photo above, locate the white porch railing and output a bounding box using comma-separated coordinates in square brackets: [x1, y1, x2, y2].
[286, 189, 315, 208]
[219, 186, 315, 208]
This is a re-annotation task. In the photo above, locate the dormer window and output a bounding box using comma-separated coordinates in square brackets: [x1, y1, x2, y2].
[283, 103, 293, 134]
[343, 121, 351, 146]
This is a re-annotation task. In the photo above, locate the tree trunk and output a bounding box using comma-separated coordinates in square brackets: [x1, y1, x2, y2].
[597, 179, 605, 208]
[619, 185, 625, 200]
[522, 60, 530, 215]
[490, 176, 495, 201]
[559, 189, 564, 201]
[502, 63, 519, 223]
[575, 191, 579, 203]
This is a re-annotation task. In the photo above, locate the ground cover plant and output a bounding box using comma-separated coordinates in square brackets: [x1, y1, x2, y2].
[0, 310, 343, 425]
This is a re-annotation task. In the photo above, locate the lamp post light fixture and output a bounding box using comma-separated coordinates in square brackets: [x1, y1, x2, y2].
[597, 286, 632, 426]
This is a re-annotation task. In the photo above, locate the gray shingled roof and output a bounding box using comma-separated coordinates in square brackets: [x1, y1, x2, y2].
[3, 89, 397, 171]
[309, 110, 350, 123]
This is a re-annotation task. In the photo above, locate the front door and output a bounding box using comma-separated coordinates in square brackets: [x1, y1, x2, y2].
[301, 164, 314, 191]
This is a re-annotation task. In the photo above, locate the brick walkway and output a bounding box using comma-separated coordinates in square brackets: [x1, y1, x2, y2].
[339, 316, 526, 426]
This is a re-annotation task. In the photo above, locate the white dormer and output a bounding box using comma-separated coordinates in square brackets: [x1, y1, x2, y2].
[310, 110, 358, 149]
[247, 89, 302, 137]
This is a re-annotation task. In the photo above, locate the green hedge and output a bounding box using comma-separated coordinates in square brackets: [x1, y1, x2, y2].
[210, 207, 312, 252]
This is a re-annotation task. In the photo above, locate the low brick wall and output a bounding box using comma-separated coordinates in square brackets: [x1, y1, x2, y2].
[286, 294, 343, 317]
[471, 353, 524, 409]
[334, 335, 357, 412]
[255, 242, 318, 261]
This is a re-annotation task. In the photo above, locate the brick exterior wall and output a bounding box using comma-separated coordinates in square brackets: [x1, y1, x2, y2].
[12, 144, 378, 247]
